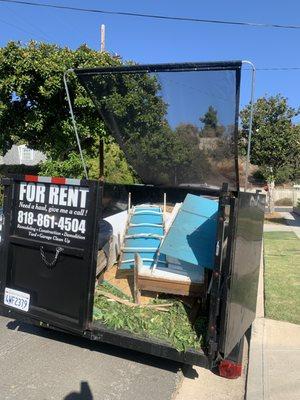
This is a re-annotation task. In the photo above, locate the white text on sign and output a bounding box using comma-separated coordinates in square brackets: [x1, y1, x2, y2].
[19, 183, 88, 208]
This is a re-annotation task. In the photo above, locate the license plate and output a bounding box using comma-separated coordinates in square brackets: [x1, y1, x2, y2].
[4, 287, 30, 312]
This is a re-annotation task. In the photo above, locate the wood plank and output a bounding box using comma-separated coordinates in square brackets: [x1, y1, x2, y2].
[95, 290, 172, 311]
[101, 263, 156, 305]
[96, 250, 107, 276]
[133, 253, 141, 304]
[137, 275, 205, 297]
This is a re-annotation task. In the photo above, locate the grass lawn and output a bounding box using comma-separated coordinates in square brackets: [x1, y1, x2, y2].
[264, 231, 300, 325]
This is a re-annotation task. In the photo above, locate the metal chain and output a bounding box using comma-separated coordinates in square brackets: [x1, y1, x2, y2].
[40, 246, 64, 269]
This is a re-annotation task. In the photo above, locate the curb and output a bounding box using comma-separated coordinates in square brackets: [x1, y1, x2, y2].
[246, 246, 265, 400]
[246, 318, 265, 400]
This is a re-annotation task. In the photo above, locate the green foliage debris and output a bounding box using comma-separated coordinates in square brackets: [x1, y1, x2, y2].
[93, 282, 206, 352]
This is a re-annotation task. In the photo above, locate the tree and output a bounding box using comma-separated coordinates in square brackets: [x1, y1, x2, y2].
[0, 41, 176, 183]
[173, 124, 209, 185]
[79, 69, 214, 186]
[0, 41, 123, 160]
[240, 95, 300, 183]
[0, 41, 143, 183]
[200, 105, 218, 129]
[0, 42, 229, 187]
[200, 106, 225, 137]
[39, 144, 136, 184]
[240, 95, 300, 211]
[77, 66, 178, 184]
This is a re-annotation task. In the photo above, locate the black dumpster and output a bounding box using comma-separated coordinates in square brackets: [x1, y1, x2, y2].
[0, 61, 265, 378]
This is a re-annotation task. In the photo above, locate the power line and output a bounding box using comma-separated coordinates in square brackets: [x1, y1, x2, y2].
[0, 16, 47, 39]
[257, 67, 300, 71]
[1, 0, 300, 30]
[2, 2, 55, 42]
[242, 67, 300, 72]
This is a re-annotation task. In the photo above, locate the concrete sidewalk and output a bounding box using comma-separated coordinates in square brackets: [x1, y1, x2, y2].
[246, 219, 300, 400]
[247, 318, 300, 400]
[174, 357, 247, 400]
[264, 211, 300, 238]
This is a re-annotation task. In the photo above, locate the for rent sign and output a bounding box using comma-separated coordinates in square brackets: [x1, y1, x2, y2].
[0, 175, 100, 330]
[13, 177, 91, 248]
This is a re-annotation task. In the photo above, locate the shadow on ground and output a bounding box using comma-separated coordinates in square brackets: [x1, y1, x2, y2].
[6, 319, 181, 374]
[286, 212, 300, 228]
[181, 364, 199, 379]
[64, 381, 93, 400]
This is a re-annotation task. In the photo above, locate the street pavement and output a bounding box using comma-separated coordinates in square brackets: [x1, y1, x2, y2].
[0, 315, 182, 400]
[0, 313, 248, 400]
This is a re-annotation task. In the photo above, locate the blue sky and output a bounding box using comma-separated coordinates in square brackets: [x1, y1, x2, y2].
[0, 0, 300, 119]
[155, 70, 237, 128]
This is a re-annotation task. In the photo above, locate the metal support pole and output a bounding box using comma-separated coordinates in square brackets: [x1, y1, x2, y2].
[242, 61, 256, 192]
[99, 138, 104, 181]
[63, 70, 88, 179]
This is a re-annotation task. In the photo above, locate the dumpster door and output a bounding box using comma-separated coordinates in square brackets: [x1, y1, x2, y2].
[220, 191, 265, 357]
[0, 175, 100, 333]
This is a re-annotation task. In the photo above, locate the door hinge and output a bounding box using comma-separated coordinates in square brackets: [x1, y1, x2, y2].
[208, 339, 218, 355]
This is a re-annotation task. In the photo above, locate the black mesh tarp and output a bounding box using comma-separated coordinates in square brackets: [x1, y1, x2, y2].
[75, 62, 241, 191]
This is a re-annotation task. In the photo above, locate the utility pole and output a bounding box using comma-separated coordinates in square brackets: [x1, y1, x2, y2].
[99, 23, 105, 181]
[100, 24, 105, 52]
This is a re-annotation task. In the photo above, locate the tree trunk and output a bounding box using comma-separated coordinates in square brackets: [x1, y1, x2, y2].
[267, 180, 275, 213]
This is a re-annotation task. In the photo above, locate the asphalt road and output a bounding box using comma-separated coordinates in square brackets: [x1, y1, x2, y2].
[0, 315, 181, 400]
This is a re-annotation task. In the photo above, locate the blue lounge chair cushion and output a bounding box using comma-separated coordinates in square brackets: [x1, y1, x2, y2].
[119, 205, 164, 272]
[127, 226, 164, 236]
[131, 213, 163, 225]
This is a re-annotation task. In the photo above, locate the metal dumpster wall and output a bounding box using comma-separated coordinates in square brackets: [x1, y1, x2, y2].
[0, 176, 101, 333]
[219, 191, 265, 357]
